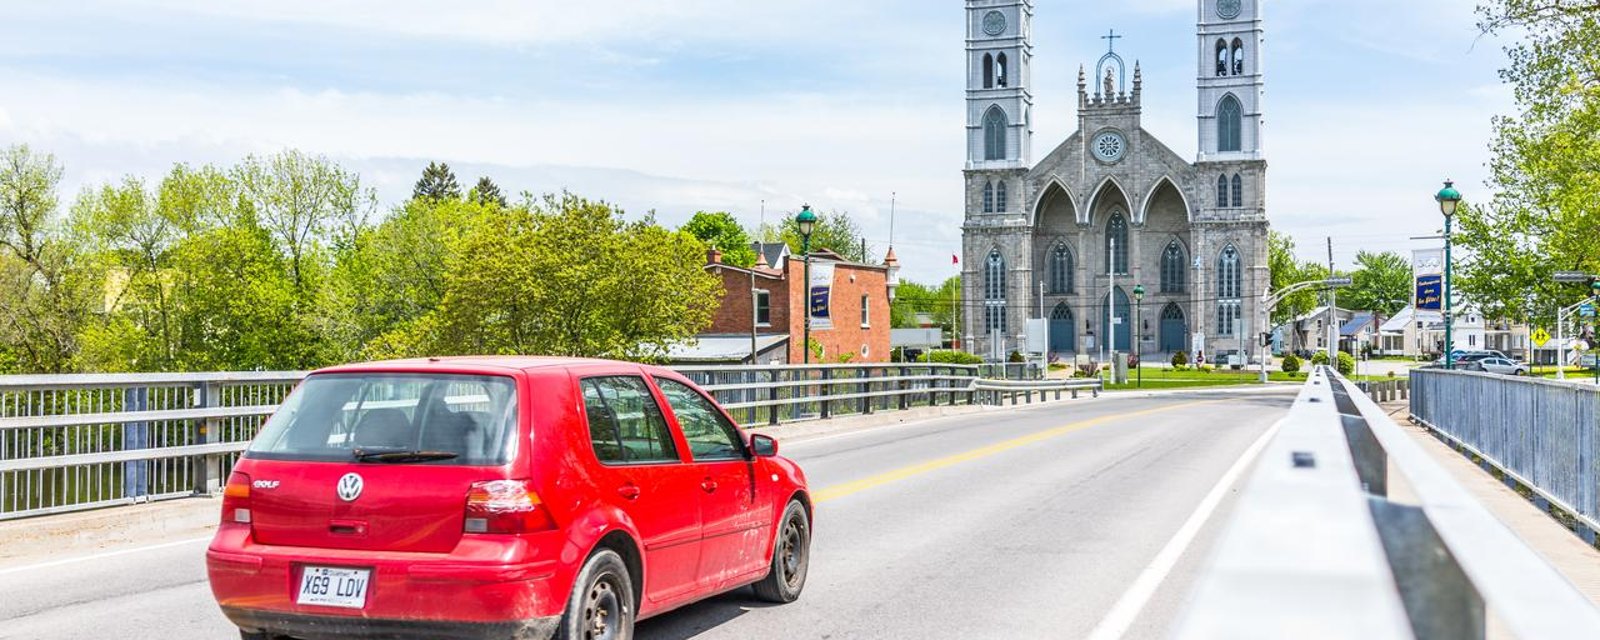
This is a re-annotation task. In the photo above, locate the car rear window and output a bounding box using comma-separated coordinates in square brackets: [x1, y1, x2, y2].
[246, 373, 519, 465]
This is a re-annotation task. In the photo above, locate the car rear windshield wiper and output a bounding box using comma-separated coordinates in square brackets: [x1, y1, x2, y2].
[353, 448, 460, 463]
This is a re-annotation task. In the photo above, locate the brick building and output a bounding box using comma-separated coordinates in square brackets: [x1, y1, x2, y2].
[682, 242, 896, 364]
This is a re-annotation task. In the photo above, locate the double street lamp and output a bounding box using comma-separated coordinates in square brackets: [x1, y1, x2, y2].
[1435, 180, 1462, 370]
[1133, 284, 1145, 388]
[796, 205, 818, 364]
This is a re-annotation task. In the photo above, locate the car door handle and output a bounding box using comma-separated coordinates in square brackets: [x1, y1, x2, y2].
[701, 479, 719, 493]
[617, 484, 641, 501]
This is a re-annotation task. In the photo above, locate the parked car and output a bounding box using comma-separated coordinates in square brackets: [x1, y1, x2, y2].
[207, 356, 812, 640]
[1475, 357, 1530, 376]
[1433, 351, 1500, 368]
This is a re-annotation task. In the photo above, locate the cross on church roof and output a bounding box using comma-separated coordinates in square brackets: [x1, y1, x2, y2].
[1102, 29, 1122, 53]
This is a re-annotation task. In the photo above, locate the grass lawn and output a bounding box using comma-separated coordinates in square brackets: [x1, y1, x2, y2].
[1535, 367, 1599, 380]
[1098, 366, 1392, 391]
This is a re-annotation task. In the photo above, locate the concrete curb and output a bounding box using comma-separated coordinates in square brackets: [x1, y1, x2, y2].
[0, 497, 220, 564]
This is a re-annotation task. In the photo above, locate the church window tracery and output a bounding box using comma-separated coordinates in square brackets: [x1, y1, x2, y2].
[1217, 95, 1242, 153]
[1217, 245, 1242, 336]
[996, 181, 1008, 212]
[1215, 40, 1228, 77]
[1161, 241, 1186, 293]
[985, 249, 1008, 335]
[1105, 211, 1129, 274]
[982, 181, 994, 213]
[1231, 38, 1245, 75]
[1050, 242, 1074, 294]
[1231, 174, 1243, 207]
[983, 106, 1008, 161]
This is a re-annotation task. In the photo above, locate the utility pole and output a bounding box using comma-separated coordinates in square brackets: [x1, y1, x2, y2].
[1109, 237, 1117, 383]
[1327, 238, 1337, 362]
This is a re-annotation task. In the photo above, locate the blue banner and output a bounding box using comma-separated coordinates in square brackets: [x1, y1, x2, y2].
[1416, 274, 1443, 311]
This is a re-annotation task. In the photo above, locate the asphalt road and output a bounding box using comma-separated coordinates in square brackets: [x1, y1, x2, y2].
[0, 387, 1295, 640]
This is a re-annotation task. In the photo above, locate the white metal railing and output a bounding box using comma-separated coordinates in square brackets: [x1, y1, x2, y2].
[1174, 367, 1600, 638]
[0, 362, 1109, 521]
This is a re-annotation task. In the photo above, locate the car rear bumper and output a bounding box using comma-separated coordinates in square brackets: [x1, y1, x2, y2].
[221, 607, 560, 640]
[207, 526, 570, 636]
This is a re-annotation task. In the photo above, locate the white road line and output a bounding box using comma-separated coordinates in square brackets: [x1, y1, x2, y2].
[1082, 414, 1286, 640]
[0, 535, 212, 577]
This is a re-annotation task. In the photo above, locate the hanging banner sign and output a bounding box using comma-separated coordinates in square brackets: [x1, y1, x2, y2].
[1413, 249, 1444, 276]
[1415, 274, 1443, 312]
[808, 261, 835, 331]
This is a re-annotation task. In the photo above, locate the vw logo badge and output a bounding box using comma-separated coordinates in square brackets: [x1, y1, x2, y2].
[336, 473, 364, 502]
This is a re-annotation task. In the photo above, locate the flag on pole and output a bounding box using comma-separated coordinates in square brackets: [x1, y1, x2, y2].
[952, 254, 959, 265]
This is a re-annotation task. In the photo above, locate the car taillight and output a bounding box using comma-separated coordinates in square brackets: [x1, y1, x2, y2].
[464, 479, 555, 534]
[222, 471, 252, 525]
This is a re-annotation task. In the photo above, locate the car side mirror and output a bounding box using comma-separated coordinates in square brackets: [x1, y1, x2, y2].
[750, 433, 778, 457]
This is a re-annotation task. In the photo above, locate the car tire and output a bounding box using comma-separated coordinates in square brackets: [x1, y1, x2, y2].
[752, 500, 811, 604]
[557, 548, 635, 640]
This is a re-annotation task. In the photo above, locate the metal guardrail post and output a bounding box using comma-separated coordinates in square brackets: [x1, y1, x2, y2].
[818, 368, 831, 420]
[858, 368, 871, 415]
[767, 369, 780, 426]
[194, 380, 223, 496]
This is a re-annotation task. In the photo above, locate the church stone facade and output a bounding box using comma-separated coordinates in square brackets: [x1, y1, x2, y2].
[961, 0, 1271, 363]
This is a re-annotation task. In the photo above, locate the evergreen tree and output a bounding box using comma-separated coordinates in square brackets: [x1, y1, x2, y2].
[470, 176, 507, 208]
[412, 162, 461, 201]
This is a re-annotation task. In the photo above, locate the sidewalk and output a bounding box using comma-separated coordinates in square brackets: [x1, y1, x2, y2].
[1378, 399, 1600, 608]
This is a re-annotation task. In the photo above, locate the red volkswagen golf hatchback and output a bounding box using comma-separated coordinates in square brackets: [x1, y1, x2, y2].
[207, 357, 812, 640]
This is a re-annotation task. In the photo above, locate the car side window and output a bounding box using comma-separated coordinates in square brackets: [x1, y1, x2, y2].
[581, 376, 680, 465]
[656, 378, 744, 461]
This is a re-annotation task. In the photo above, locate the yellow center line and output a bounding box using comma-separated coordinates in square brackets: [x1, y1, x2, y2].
[812, 400, 1219, 504]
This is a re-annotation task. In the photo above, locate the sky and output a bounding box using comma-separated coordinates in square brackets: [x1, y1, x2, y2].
[0, 0, 1514, 283]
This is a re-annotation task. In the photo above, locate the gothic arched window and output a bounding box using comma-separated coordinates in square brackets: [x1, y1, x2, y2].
[1050, 242, 1074, 294]
[1231, 38, 1245, 75]
[982, 181, 994, 213]
[996, 52, 1009, 87]
[1217, 245, 1242, 336]
[1217, 174, 1230, 207]
[983, 106, 1008, 161]
[1161, 241, 1186, 293]
[996, 181, 1008, 212]
[1105, 211, 1129, 274]
[1215, 39, 1228, 77]
[1217, 95, 1242, 153]
[982, 53, 994, 89]
[985, 249, 1008, 335]
[1231, 174, 1244, 207]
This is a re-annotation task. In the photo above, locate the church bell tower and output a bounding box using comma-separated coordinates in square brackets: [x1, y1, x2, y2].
[965, 0, 1033, 173]
[1197, 0, 1264, 161]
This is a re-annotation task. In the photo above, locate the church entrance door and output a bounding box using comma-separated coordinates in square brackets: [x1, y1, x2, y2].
[1049, 303, 1076, 355]
[1101, 288, 1132, 353]
[1160, 303, 1187, 353]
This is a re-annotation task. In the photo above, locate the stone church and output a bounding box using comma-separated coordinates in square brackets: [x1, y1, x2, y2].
[960, 0, 1270, 363]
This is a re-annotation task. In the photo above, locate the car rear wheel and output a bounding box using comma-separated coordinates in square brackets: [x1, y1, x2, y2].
[558, 549, 635, 640]
[752, 500, 810, 603]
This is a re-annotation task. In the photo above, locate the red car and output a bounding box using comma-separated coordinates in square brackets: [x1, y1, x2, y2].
[207, 357, 812, 640]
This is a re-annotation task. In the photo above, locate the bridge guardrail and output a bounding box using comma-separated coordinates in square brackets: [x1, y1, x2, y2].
[2, 362, 1111, 521]
[971, 378, 1101, 405]
[1410, 368, 1600, 540]
[1174, 367, 1600, 638]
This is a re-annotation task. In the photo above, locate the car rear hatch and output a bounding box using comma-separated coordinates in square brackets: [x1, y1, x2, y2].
[240, 372, 522, 553]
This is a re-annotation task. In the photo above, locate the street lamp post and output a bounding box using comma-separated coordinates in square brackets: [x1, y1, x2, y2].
[1436, 181, 1462, 370]
[1133, 284, 1145, 388]
[796, 205, 818, 364]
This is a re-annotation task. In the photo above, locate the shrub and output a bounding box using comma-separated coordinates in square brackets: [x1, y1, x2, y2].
[1336, 351, 1356, 375]
[1386, 370, 1396, 378]
[1311, 351, 1330, 366]
[1171, 350, 1189, 367]
[1007, 350, 1026, 363]
[1281, 353, 1301, 374]
[1199, 364, 1215, 373]
[1173, 364, 1189, 372]
[919, 350, 984, 365]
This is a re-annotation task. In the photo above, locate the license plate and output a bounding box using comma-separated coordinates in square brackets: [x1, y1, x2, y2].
[296, 566, 371, 609]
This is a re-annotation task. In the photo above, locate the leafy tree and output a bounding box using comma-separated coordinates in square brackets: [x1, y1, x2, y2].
[234, 150, 374, 291]
[469, 176, 507, 208]
[379, 193, 721, 361]
[413, 161, 461, 202]
[759, 208, 868, 263]
[1268, 232, 1325, 325]
[891, 276, 961, 330]
[681, 211, 756, 268]
[1342, 251, 1412, 316]
[1457, 1, 1600, 322]
[0, 145, 88, 373]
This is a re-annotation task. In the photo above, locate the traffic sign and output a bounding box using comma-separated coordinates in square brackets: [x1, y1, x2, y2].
[1554, 271, 1594, 283]
[1582, 303, 1597, 318]
[1325, 277, 1353, 287]
[1533, 328, 1552, 348]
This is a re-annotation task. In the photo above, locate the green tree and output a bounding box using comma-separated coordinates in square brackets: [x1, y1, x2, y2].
[759, 209, 868, 263]
[1458, 1, 1600, 322]
[891, 276, 961, 330]
[380, 193, 721, 361]
[413, 161, 462, 202]
[469, 176, 507, 208]
[0, 145, 88, 373]
[681, 211, 756, 268]
[1342, 251, 1412, 316]
[234, 150, 374, 291]
[1267, 232, 1330, 325]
